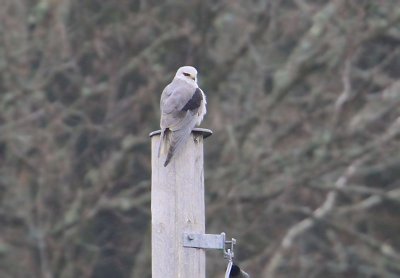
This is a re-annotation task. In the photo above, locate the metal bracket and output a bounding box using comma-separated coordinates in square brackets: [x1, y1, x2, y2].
[183, 232, 226, 250]
[183, 232, 236, 257]
[184, 232, 247, 276]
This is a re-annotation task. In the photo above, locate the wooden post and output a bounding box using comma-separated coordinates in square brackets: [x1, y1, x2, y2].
[150, 128, 212, 278]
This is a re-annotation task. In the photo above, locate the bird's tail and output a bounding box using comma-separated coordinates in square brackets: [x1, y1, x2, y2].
[164, 127, 192, 167]
[157, 129, 167, 158]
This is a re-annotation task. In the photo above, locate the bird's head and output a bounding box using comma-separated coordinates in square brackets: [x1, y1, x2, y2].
[175, 66, 198, 84]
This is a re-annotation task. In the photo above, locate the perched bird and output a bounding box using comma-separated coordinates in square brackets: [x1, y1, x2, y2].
[158, 66, 207, 167]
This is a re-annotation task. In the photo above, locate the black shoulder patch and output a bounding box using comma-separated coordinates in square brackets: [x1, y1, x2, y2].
[181, 88, 202, 111]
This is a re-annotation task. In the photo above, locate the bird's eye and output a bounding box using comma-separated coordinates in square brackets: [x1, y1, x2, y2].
[183, 72, 190, 77]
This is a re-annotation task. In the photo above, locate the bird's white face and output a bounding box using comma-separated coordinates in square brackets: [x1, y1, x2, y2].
[175, 66, 198, 83]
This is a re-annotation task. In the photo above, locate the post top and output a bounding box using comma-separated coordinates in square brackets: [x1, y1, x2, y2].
[149, 128, 213, 139]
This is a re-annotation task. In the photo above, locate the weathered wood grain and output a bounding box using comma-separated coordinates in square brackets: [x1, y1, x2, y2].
[151, 130, 210, 278]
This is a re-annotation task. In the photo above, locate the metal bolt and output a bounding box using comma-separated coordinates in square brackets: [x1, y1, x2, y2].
[188, 234, 194, 240]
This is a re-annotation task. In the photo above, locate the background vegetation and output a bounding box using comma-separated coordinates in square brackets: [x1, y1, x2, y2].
[1, 0, 400, 277]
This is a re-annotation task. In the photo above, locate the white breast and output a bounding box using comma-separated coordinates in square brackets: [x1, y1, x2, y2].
[196, 89, 207, 125]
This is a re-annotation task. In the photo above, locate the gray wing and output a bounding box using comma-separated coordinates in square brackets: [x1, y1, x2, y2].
[158, 80, 203, 166]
